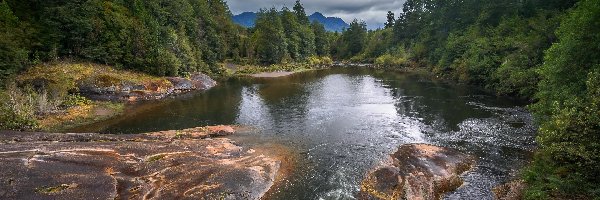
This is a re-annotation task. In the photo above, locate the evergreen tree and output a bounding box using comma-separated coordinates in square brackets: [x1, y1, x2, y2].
[341, 19, 367, 58]
[0, 1, 28, 80]
[293, 0, 310, 25]
[312, 22, 329, 56]
[384, 11, 394, 29]
[281, 7, 301, 61]
[0, 0, 242, 78]
[254, 8, 288, 64]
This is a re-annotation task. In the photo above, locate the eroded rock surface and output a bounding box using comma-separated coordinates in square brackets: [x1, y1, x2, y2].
[359, 144, 474, 200]
[0, 126, 279, 200]
[80, 72, 217, 102]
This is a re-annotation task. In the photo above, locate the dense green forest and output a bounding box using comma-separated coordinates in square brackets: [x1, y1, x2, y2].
[0, 0, 333, 80]
[1, 0, 599, 198]
[0, 0, 243, 77]
[349, 0, 598, 198]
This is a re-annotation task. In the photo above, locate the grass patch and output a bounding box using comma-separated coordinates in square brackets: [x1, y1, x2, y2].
[17, 62, 171, 95]
[35, 183, 77, 194]
[232, 56, 332, 76]
[37, 101, 124, 132]
[146, 154, 167, 162]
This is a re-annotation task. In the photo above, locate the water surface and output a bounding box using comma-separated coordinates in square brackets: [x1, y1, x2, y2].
[74, 68, 537, 199]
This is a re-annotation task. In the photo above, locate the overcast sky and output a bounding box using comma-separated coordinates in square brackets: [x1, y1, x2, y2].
[227, 0, 407, 29]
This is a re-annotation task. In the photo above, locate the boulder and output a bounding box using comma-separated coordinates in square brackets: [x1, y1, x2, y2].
[190, 73, 218, 90]
[166, 77, 194, 91]
[0, 127, 278, 200]
[359, 144, 474, 200]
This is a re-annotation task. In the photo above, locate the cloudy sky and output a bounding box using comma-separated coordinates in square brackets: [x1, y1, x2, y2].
[227, 0, 407, 29]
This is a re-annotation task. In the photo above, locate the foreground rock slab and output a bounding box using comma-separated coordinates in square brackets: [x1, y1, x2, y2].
[0, 126, 279, 200]
[359, 144, 475, 200]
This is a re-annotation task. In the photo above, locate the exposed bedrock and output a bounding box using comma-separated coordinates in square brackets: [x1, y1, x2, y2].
[0, 126, 279, 200]
[80, 72, 218, 102]
[359, 144, 475, 200]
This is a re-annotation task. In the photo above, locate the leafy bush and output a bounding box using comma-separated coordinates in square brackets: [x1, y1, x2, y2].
[375, 53, 407, 68]
[307, 56, 333, 67]
[61, 94, 92, 108]
[0, 85, 38, 130]
[526, 0, 600, 198]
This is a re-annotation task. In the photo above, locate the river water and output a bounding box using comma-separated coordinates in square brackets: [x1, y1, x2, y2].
[73, 68, 537, 200]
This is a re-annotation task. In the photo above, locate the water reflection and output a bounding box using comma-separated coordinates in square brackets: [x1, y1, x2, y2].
[72, 68, 536, 200]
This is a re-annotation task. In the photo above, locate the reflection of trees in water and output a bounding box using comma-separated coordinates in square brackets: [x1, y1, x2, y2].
[375, 72, 494, 133]
[78, 84, 245, 134]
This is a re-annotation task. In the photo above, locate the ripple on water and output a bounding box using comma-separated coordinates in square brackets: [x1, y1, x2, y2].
[75, 68, 537, 200]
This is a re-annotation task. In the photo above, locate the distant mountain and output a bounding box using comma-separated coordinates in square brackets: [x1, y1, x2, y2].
[232, 12, 257, 27]
[308, 12, 349, 32]
[232, 12, 349, 32]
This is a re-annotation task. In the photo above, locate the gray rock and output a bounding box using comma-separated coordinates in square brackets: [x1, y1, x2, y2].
[359, 144, 474, 200]
[190, 73, 217, 90]
[0, 127, 279, 200]
[78, 73, 217, 102]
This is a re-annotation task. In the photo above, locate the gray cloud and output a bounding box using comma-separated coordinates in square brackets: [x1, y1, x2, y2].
[227, 0, 407, 29]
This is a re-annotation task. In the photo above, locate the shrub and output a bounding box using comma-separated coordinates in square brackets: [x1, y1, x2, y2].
[0, 84, 39, 130]
[307, 56, 333, 67]
[526, 0, 600, 198]
[62, 94, 92, 108]
[375, 53, 407, 68]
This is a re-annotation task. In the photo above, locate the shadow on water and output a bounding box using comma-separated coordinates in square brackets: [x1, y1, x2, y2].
[71, 67, 537, 200]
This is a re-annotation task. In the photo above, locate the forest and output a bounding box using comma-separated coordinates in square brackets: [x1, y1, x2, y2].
[359, 0, 598, 198]
[1, 0, 599, 199]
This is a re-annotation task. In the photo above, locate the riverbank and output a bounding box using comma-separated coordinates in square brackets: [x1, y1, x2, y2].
[0, 62, 218, 132]
[227, 56, 333, 78]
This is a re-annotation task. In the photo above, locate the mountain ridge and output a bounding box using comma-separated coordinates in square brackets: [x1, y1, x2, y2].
[232, 12, 349, 32]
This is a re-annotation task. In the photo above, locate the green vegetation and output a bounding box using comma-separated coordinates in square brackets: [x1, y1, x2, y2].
[356, 0, 598, 198]
[35, 183, 77, 194]
[524, 0, 600, 198]
[146, 154, 167, 162]
[0, 0, 338, 131]
[331, 19, 368, 60]
[344, 0, 576, 98]
[241, 1, 331, 66]
[1, 0, 600, 198]
[0, 0, 243, 78]
[0, 63, 163, 131]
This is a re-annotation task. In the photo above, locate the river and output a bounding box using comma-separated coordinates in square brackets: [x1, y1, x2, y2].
[73, 68, 537, 200]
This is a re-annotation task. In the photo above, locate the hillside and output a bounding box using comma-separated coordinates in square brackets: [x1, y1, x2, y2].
[308, 12, 349, 32]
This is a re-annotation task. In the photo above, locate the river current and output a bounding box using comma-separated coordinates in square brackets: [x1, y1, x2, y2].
[74, 68, 537, 199]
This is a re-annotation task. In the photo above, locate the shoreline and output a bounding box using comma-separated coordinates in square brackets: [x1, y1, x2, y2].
[250, 71, 296, 78]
